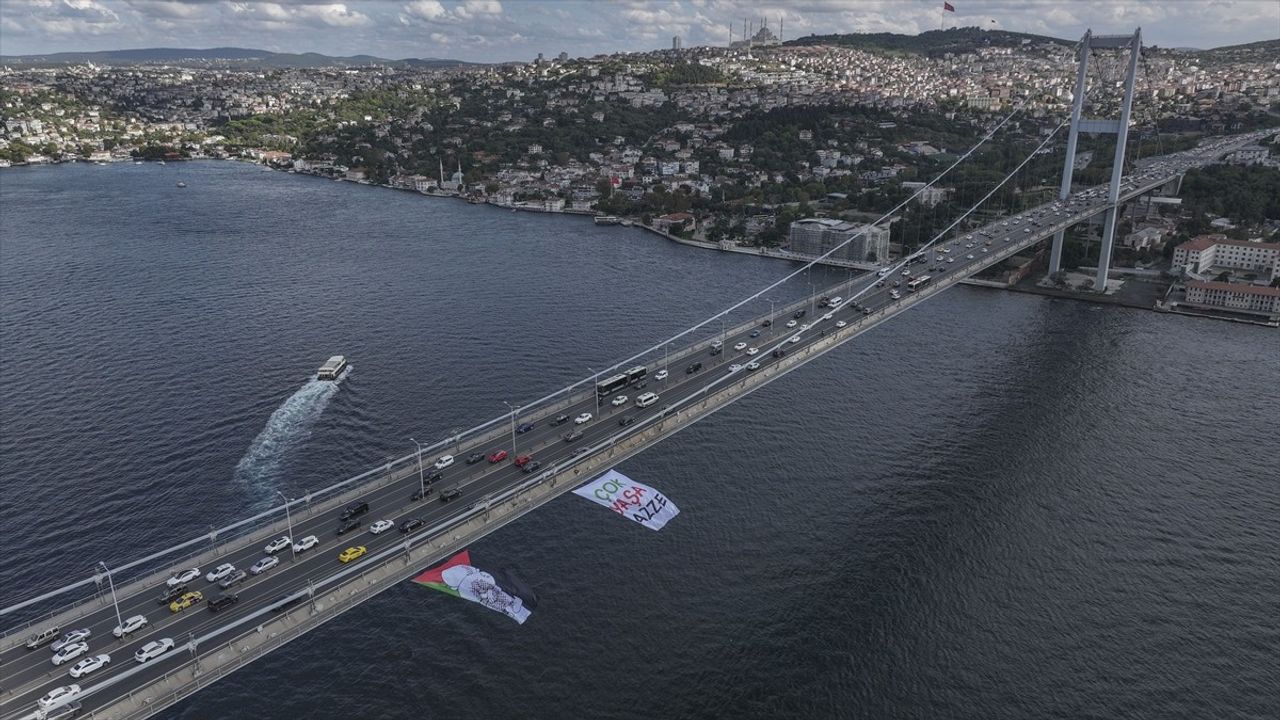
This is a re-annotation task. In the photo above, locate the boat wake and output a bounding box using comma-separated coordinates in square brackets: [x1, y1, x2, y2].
[233, 367, 349, 493]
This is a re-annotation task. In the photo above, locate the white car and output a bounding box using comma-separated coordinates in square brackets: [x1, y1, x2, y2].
[51, 641, 89, 666]
[966, 254, 975, 259]
[369, 520, 395, 535]
[835, 320, 848, 328]
[134, 637, 175, 664]
[611, 395, 628, 406]
[982, 247, 990, 253]
[38, 685, 82, 711]
[947, 257, 955, 263]
[433, 454, 454, 469]
[733, 342, 747, 351]
[729, 364, 743, 373]
[206, 563, 237, 583]
[51, 628, 91, 653]
[250, 555, 279, 575]
[821, 312, 833, 321]
[166, 568, 200, 587]
[830, 296, 842, 305]
[69, 653, 111, 679]
[292, 535, 319, 552]
[655, 369, 668, 380]
[785, 319, 797, 328]
[746, 361, 760, 371]
[799, 324, 810, 331]
[264, 536, 292, 555]
[574, 412, 592, 424]
[112, 614, 148, 638]
[746, 347, 759, 355]
[789, 334, 802, 344]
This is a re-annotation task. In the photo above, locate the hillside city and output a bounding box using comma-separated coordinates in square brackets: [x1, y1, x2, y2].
[3, 28, 1279, 322]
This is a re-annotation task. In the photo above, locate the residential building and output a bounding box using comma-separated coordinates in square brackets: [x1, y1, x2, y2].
[1172, 235, 1280, 278]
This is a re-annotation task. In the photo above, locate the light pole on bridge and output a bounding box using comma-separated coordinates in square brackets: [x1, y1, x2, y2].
[410, 437, 426, 499]
[767, 298, 776, 336]
[276, 491, 297, 561]
[98, 561, 123, 638]
[503, 401, 519, 457]
[588, 367, 600, 417]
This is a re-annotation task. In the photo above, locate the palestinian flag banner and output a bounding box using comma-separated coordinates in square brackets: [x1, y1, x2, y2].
[573, 469, 680, 531]
[412, 550, 538, 625]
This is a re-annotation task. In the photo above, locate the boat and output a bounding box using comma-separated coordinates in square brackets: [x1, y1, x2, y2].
[317, 356, 347, 381]
[176, 181, 187, 188]
[157, 160, 166, 165]
[593, 216, 622, 225]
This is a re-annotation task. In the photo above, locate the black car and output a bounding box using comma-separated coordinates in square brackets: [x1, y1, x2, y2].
[793, 309, 806, 319]
[466, 452, 485, 465]
[550, 414, 570, 426]
[440, 487, 462, 502]
[686, 362, 703, 374]
[709, 346, 722, 356]
[516, 422, 535, 434]
[618, 415, 636, 427]
[563, 430, 584, 443]
[207, 594, 240, 613]
[772, 348, 787, 359]
[762, 319, 772, 327]
[339, 501, 369, 521]
[411, 486, 434, 501]
[522, 460, 542, 474]
[425, 470, 443, 484]
[157, 584, 187, 605]
[400, 518, 426, 534]
[818, 297, 830, 308]
[336, 519, 360, 536]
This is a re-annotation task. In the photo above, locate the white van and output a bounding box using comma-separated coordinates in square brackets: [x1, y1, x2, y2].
[635, 392, 659, 408]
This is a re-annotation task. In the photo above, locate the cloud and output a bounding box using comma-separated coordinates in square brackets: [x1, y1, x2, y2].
[400, 0, 445, 22]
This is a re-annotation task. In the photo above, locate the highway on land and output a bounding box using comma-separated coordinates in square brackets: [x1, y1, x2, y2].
[2, 130, 1269, 720]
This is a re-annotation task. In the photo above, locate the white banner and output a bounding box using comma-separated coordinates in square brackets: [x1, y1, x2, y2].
[573, 470, 680, 531]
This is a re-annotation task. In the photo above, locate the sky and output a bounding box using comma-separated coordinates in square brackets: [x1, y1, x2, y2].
[0, 0, 1277, 61]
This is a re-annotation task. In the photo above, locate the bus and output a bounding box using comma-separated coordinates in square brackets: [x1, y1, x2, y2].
[907, 275, 932, 292]
[596, 366, 648, 397]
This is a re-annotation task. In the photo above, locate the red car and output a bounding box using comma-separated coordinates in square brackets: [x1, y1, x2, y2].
[487, 449, 508, 463]
[513, 454, 532, 468]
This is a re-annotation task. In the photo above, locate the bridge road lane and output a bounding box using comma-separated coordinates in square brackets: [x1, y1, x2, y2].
[5, 131, 1268, 717]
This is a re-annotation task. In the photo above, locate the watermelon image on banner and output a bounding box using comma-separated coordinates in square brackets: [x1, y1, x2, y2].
[412, 550, 538, 625]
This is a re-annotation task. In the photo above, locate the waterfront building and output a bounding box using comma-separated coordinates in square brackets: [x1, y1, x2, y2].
[1172, 235, 1280, 280]
[1183, 281, 1280, 319]
[788, 218, 889, 263]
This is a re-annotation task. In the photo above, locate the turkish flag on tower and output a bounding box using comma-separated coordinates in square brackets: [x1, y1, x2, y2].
[944, 2, 956, 11]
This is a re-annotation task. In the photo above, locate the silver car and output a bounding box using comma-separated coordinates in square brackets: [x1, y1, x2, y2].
[51, 628, 91, 653]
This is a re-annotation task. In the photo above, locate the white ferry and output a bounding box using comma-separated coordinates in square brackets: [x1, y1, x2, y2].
[593, 216, 622, 225]
[317, 355, 347, 381]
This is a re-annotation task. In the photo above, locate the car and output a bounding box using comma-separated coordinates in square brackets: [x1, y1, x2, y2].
[821, 312, 833, 321]
[733, 342, 747, 351]
[835, 320, 848, 328]
[250, 555, 279, 575]
[618, 415, 636, 427]
[563, 429, 584, 442]
[550, 414, 570, 426]
[686, 362, 702, 374]
[112, 615, 148, 638]
[749, 330, 761, 338]
[440, 487, 462, 502]
[264, 536, 291, 555]
[793, 309, 806, 319]
[982, 247, 989, 253]
[433, 455, 454, 469]
[966, 254, 975, 259]
[156, 584, 188, 605]
[947, 257, 955, 263]
[789, 334, 801, 344]
[219, 569, 248, 590]
[25, 625, 62, 650]
[746, 347, 759, 355]
[292, 535, 319, 552]
[369, 519, 395, 535]
[746, 361, 761, 371]
[574, 413, 593, 424]
[169, 591, 203, 613]
[655, 369, 669, 380]
[166, 568, 200, 587]
[516, 422, 534, 434]
[50, 629, 91, 653]
[488, 449, 509, 463]
[514, 454, 532, 467]
[729, 364, 743, 372]
[772, 348, 787, 358]
[134, 638, 175, 664]
[205, 563, 236, 583]
[336, 519, 361, 535]
[709, 346, 722, 356]
[425, 469, 443, 483]
[571, 447, 591, 458]
[207, 594, 240, 613]
[710, 340, 723, 350]
[340, 501, 370, 521]
[466, 452, 486, 464]
[38, 685, 82, 711]
[51, 641, 89, 666]
[400, 518, 426, 534]
[411, 486, 434, 501]
[68, 653, 110, 679]
[611, 395, 628, 406]
[523, 460, 543, 473]
[892, 280, 900, 287]
[785, 319, 797, 328]
[762, 319, 772, 327]
[338, 546, 368, 563]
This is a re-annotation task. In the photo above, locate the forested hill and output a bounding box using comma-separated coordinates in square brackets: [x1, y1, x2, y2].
[783, 27, 1073, 57]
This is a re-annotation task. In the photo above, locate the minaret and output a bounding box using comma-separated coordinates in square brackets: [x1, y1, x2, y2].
[438, 159, 444, 186]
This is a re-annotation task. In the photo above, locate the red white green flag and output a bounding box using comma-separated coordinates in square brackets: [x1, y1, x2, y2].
[412, 550, 538, 624]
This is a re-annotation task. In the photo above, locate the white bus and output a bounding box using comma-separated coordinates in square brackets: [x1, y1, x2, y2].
[907, 275, 932, 292]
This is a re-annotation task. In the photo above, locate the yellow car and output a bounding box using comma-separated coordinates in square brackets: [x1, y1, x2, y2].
[169, 591, 203, 613]
[338, 546, 367, 563]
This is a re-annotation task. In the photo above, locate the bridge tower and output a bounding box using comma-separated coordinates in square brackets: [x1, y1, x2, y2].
[1048, 28, 1142, 292]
